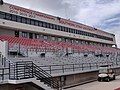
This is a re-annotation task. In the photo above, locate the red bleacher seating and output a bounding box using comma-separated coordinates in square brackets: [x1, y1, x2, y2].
[0, 35, 119, 53]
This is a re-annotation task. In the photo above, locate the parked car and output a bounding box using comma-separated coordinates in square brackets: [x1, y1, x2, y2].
[98, 65, 115, 82]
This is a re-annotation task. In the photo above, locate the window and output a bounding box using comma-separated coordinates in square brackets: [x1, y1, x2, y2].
[35, 34, 39, 39]
[35, 20, 39, 26]
[17, 16, 21, 22]
[39, 21, 43, 27]
[15, 31, 19, 37]
[50, 24, 53, 29]
[11, 15, 17, 21]
[52, 37, 55, 41]
[26, 18, 30, 24]
[22, 32, 28, 38]
[52, 24, 55, 29]
[29, 33, 33, 39]
[55, 25, 58, 30]
[57, 25, 60, 30]
[0, 12, 5, 19]
[59, 26, 62, 31]
[64, 27, 68, 32]
[21, 17, 27, 23]
[46, 23, 50, 28]
[42, 22, 46, 27]
[5, 13, 11, 20]
[58, 37, 62, 41]
[0, 11, 113, 41]
[30, 19, 35, 25]
[43, 35, 48, 39]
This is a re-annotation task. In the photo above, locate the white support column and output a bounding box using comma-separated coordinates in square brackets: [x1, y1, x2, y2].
[0, 40, 8, 58]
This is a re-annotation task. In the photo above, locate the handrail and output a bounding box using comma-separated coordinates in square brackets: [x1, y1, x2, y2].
[39, 61, 115, 74]
[33, 63, 60, 89]
[8, 61, 61, 90]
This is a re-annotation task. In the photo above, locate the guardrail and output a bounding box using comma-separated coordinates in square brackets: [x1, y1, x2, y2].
[40, 61, 117, 74]
[8, 61, 61, 90]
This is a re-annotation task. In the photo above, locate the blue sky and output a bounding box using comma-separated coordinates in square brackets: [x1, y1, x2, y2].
[4, 0, 120, 47]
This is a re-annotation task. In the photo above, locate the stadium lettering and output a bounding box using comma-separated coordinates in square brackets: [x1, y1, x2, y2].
[9, 5, 55, 20]
[59, 20, 91, 30]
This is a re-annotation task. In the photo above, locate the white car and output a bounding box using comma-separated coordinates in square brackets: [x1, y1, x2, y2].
[98, 65, 115, 82]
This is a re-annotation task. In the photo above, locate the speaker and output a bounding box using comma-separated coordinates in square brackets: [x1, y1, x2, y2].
[0, 0, 3, 5]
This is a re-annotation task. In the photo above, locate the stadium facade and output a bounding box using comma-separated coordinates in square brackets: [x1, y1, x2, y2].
[0, 1, 120, 90]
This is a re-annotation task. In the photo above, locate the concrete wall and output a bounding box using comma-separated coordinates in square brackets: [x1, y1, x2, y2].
[0, 83, 44, 90]
[1, 67, 120, 90]
[0, 28, 14, 36]
[53, 66, 120, 89]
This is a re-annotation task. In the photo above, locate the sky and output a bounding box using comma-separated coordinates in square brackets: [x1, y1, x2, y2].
[4, 0, 120, 47]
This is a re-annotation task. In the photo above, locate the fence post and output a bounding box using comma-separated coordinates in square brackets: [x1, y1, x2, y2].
[16, 62, 18, 80]
[32, 62, 34, 78]
[73, 64, 74, 71]
[49, 66, 52, 74]
[62, 65, 64, 73]
[9, 61, 10, 79]
[116, 57, 118, 66]
[89, 63, 91, 70]
[2, 68, 4, 80]
[96, 63, 98, 69]
[82, 63, 84, 71]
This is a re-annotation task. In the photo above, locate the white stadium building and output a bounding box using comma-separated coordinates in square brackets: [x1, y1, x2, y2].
[0, 0, 120, 90]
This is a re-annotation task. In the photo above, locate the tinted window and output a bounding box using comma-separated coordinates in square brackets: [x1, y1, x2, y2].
[17, 16, 21, 22]
[5, 13, 11, 20]
[11, 15, 17, 21]
[26, 18, 30, 24]
[0, 11, 5, 19]
[30, 19, 35, 25]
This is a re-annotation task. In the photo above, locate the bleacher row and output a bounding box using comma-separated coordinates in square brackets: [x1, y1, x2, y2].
[0, 35, 120, 74]
[7, 53, 120, 74]
[0, 35, 119, 54]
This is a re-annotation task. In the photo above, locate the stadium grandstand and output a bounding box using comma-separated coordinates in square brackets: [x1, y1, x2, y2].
[0, 0, 120, 90]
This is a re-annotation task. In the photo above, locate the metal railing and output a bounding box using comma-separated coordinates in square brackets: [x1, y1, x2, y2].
[40, 61, 116, 74]
[9, 61, 61, 90]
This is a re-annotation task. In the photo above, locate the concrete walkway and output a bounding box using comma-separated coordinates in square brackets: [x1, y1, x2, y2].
[64, 76, 120, 90]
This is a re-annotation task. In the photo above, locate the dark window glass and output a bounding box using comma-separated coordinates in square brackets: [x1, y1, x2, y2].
[30, 19, 35, 25]
[0, 11, 113, 41]
[16, 16, 21, 22]
[66, 28, 69, 32]
[50, 24, 53, 29]
[5, 13, 11, 20]
[26, 18, 30, 24]
[58, 25, 60, 30]
[52, 24, 55, 29]
[29, 33, 33, 39]
[0, 11, 5, 19]
[59, 26, 62, 31]
[11, 15, 17, 21]
[42, 22, 47, 27]
[39, 21, 43, 27]
[46, 23, 50, 28]
[35, 20, 39, 26]
[55, 25, 58, 30]
[21, 17, 27, 23]
[15, 31, 19, 37]
[22, 32, 28, 38]
[35, 34, 38, 39]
